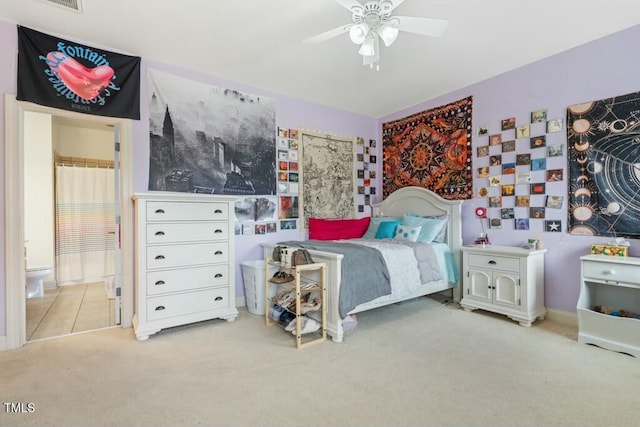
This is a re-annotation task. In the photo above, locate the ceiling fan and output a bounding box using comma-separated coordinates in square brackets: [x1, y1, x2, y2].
[304, 0, 449, 70]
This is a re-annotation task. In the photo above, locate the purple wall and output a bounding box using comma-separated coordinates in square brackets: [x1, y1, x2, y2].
[379, 24, 640, 312]
[1, 20, 638, 337]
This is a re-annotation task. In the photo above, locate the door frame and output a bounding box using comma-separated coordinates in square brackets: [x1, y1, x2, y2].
[4, 94, 134, 350]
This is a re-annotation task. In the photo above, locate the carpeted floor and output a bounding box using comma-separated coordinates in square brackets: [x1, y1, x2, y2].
[1, 296, 637, 427]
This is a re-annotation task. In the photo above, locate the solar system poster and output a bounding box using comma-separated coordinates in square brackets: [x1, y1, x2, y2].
[567, 91, 640, 238]
[17, 26, 141, 120]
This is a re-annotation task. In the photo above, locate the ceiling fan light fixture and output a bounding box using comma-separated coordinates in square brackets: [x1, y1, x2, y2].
[349, 23, 369, 44]
[377, 22, 399, 47]
[358, 36, 376, 57]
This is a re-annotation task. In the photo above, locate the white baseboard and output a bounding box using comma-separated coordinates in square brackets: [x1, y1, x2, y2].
[546, 308, 577, 327]
[0, 335, 7, 352]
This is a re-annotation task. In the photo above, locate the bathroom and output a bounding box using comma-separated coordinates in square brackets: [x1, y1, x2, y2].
[24, 111, 118, 340]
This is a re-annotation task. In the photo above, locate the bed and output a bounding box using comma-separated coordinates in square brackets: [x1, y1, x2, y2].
[263, 186, 463, 342]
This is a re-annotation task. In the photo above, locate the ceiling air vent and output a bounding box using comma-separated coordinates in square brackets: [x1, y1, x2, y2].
[39, 0, 83, 13]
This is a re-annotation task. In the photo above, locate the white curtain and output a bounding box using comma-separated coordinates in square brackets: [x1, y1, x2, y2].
[55, 165, 115, 284]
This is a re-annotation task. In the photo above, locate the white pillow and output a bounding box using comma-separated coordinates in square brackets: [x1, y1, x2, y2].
[394, 224, 422, 242]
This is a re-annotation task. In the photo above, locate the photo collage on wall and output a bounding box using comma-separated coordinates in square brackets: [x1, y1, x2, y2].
[356, 138, 378, 213]
[475, 108, 565, 233]
[234, 126, 298, 235]
[276, 127, 299, 231]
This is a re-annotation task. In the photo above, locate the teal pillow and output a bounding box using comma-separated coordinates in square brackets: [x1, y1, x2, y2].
[375, 220, 402, 239]
[405, 213, 448, 243]
[402, 214, 448, 243]
[363, 216, 402, 239]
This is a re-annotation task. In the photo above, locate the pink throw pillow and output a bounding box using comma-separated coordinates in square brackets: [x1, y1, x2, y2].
[308, 217, 371, 240]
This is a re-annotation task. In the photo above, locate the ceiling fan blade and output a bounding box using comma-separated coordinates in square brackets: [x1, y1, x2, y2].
[387, 0, 406, 11]
[331, 0, 364, 12]
[394, 16, 449, 37]
[303, 24, 351, 44]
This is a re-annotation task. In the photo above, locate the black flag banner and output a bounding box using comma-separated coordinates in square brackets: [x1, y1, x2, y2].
[17, 26, 141, 120]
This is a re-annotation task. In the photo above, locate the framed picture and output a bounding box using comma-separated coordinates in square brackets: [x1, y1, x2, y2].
[531, 108, 548, 123]
[490, 218, 502, 229]
[288, 172, 298, 182]
[547, 118, 564, 133]
[546, 169, 564, 182]
[545, 195, 564, 209]
[516, 124, 531, 139]
[370, 155, 377, 163]
[545, 220, 562, 232]
[547, 144, 564, 157]
[289, 162, 298, 172]
[502, 163, 516, 174]
[489, 175, 502, 187]
[501, 117, 516, 130]
[478, 187, 489, 197]
[278, 149, 289, 161]
[478, 166, 490, 178]
[516, 153, 531, 166]
[477, 145, 489, 157]
[369, 170, 377, 179]
[531, 158, 547, 171]
[489, 196, 502, 207]
[489, 134, 502, 146]
[489, 154, 502, 166]
[278, 160, 288, 170]
[530, 135, 546, 149]
[501, 208, 515, 219]
[501, 184, 515, 196]
[530, 182, 546, 194]
[530, 207, 546, 219]
[516, 195, 530, 207]
[516, 171, 531, 184]
[502, 140, 516, 152]
[515, 218, 530, 230]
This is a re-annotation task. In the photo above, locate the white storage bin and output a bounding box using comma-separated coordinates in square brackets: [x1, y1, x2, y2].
[241, 260, 277, 315]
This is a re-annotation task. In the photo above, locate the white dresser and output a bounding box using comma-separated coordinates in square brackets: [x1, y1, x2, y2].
[132, 192, 238, 341]
[578, 255, 640, 357]
[460, 245, 547, 326]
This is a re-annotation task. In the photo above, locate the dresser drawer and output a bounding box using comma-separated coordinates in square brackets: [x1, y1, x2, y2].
[147, 242, 229, 269]
[467, 253, 520, 272]
[146, 265, 229, 295]
[146, 222, 229, 244]
[146, 287, 230, 321]
[146, 201, 229, 222]
[582, 260, 640, 285]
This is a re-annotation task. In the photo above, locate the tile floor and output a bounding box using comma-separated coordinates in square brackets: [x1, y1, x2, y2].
[26, 282, 116, 341]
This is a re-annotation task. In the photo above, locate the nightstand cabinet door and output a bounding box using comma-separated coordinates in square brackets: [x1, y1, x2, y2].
[461, 245, 546, 327]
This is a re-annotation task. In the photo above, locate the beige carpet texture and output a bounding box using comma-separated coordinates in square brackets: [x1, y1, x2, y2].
[1, 296, 637, 427]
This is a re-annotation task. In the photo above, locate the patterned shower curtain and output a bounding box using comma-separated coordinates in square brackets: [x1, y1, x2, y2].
[55, 165, 115, 284]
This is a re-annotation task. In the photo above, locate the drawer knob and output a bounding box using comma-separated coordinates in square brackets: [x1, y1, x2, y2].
[214, 273, 223, 278]
[155, 255, 165, 260]
[155, 280, 165, 286]
[214, 229, 223, 234]
[154, 231, 165, 236]
[154, 209, 165, 214]
[155, 305, 166, 311]
[603, 270, 615, 275]
[214, 250, 223, 255]
[214, 209, 223, 214]
[488, 260, 497, 265]
[215, 296, 223, 301]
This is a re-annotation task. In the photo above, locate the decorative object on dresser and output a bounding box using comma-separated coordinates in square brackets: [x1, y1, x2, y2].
[132, 192, 238, 341]
[460, 245, 547, 327]
[577, 255, 640, 357]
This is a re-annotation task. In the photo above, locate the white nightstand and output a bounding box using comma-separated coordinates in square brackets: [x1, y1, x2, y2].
[460, 245, 547, 326]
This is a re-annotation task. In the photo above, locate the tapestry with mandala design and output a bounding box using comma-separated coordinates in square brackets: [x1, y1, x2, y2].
[567, 91, 640, 238]
[381, 96, 473, 200]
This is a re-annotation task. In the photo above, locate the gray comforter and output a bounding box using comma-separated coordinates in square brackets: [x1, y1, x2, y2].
[279, 240, 391, 318]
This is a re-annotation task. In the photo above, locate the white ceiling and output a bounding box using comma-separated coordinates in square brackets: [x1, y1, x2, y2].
[1, 0, 639, 117]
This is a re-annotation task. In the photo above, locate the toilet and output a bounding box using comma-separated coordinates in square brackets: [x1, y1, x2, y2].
[26, 266, 53, 299]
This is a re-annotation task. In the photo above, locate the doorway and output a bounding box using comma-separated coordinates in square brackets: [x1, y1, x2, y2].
[4, 94, 134, 350]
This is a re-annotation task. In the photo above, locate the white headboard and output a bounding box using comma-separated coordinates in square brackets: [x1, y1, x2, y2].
[371, 187, 463, 296]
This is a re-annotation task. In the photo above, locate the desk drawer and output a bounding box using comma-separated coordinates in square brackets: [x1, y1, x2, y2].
[146, 287, 230, 321]
[146, 222, 229, 244]
[146, 201, 229, 221]
[147, 242, 228, 269]
[467, 253, 519, 272]
[146, 265, 229, 295]
[582, 260, 640, 285]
